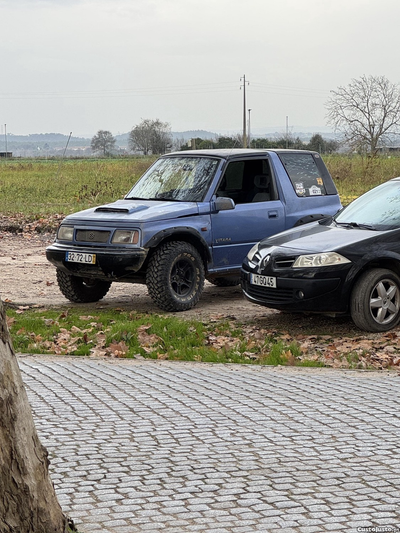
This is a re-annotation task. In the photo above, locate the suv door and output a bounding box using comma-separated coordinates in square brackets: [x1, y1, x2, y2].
[210, 157, 285, 270]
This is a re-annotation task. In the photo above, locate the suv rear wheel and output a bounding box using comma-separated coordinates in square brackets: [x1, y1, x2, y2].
[146, 241, 205, 311]
[56, 269, 112, 303]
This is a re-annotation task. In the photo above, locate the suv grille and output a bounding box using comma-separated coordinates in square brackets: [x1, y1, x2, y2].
[76, 230, 110, 243]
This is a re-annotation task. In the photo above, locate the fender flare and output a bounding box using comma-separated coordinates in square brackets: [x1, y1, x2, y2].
[144, 227, 212, 263]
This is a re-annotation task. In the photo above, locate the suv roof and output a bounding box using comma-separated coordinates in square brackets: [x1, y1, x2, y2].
[165, 148, 319, 160]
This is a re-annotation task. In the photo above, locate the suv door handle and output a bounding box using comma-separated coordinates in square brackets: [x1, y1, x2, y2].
[268, 210, 278, 218]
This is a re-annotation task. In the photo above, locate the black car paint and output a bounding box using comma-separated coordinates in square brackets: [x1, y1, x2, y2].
[241, 220, 400, 315]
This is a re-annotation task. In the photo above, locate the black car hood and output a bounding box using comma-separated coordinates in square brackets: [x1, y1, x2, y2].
[259, 221, 386, 253]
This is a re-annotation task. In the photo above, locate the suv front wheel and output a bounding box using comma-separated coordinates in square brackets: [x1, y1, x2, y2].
[146, 241, 205, 311]
[56, 269, 112, 303]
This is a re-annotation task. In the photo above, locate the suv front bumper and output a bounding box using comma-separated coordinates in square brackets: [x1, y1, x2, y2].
[46, 243, 148, 281]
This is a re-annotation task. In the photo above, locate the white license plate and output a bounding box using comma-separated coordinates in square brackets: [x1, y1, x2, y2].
[65, 252, 96, 264]
[250, 273, 276, 288]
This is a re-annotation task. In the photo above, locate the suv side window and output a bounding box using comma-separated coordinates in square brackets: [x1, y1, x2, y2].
[216, 159, 277, 204]
[278, 152, 327, 197]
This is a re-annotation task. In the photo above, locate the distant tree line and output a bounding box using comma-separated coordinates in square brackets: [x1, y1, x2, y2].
[180, 133, 339, 153]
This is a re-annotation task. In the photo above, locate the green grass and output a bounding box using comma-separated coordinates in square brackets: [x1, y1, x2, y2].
[2, 153, 400, 219]
[324, 153, 400, 204]
[6, 306, 312, 366]
[0, 157, 156, 216]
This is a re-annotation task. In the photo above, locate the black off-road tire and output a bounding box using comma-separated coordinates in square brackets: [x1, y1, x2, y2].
[146, 241, 205, 312]
[56, 269, 112, 303]
[207, 276, 240, 287]
[350, 268, 400, 332]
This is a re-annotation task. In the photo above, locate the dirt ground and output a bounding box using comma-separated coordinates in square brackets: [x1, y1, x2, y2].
[0, 230, 363, 337]
[0, 231, 276, 318]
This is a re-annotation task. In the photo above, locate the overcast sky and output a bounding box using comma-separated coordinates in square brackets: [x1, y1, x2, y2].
[1, 0, 400, 137]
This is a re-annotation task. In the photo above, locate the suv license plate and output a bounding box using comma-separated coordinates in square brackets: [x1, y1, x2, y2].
[65, 252, 96, 264]
[250, 273, 276, 288]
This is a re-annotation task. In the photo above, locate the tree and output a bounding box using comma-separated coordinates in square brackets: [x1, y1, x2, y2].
[0, 300, 75, 532]
[91, 130, 116, 156]
[129, 119, 173, 155]
[307, 133, 339, 154]
[326, 75, 400, 155]
[271, 134, 304, 150]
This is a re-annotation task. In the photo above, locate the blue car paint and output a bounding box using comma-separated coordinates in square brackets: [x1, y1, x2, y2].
[46, 149, 342, 309]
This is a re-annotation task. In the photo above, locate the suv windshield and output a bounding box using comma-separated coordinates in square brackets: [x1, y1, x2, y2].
[125, 156, 220, 202]
[335, 180, 400, 230]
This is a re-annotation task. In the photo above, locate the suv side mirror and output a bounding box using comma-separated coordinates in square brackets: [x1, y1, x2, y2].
[214, 197, 235, 212]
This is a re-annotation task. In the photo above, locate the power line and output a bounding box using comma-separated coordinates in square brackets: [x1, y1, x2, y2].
[0, 82, 240, 100]
[0, 80, 331, 101]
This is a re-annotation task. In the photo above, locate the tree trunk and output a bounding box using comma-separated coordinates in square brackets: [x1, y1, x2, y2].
[0, 301, 71, 533]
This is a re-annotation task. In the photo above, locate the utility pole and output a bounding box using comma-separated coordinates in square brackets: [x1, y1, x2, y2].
[286, 116, 289, 149]
[240, 75, 249, 148]
[248, 109, 252, 148]
[4, 124, 7, 159]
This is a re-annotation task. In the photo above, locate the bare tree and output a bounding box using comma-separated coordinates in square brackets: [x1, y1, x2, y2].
[129, 119, 173, 155]
[326, 75, 400, 154]
[0, 300, 74, 533]
[91, 130, 116, 156]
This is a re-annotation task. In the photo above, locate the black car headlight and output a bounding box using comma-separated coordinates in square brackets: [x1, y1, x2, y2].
[247, 244, 260, 262]
[293, 252, 351, 268]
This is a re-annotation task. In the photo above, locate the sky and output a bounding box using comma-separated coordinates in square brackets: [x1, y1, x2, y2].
[2, 0, 400, 138]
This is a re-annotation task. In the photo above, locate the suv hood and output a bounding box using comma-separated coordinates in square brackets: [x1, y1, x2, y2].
[64, 199, 200, 224]
[259, 221, 385, 253]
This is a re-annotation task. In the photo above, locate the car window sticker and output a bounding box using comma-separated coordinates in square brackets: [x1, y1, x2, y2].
[309, 185, 322, 196]
[295, 182, 306, 196]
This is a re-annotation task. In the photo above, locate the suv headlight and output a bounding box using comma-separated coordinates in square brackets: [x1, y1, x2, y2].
[57, 226, 74, 241]
[111, 230, 139, 244]
[293, 252, 351, 268]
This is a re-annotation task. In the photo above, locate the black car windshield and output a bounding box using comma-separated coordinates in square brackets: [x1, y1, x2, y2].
[125, 156, 220, 202]
[335, 180, 400, 230]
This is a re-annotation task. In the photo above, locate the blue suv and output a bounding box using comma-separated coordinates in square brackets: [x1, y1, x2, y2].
[46, 149, 341, 311]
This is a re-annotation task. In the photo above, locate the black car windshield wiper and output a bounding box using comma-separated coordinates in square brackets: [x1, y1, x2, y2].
[335, 220, 376, 230]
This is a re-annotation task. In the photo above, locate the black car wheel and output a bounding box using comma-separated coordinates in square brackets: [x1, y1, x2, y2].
[56, 269, 112, 303]
[146, 241, 205, 311]
[350, 268, 400, 332]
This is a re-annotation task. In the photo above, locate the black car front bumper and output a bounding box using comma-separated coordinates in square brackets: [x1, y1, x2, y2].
[46, 243, 148, 281]
[241, 268, 348, 313]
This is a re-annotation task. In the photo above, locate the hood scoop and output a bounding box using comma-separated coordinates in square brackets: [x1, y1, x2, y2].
[95, 204, 147, 214]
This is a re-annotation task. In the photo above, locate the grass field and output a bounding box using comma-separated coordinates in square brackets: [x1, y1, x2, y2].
[0, 157, 156, 216]
[1, 153, 400, 217]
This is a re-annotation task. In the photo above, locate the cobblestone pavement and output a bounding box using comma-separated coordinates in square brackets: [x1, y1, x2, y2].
[19, 356, 400, 533]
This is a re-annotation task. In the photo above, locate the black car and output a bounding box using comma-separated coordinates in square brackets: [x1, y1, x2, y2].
[241, 177, 400, 332]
